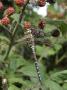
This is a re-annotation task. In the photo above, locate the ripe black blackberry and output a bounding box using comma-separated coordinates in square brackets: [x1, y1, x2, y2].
[51, 29, 60, 37]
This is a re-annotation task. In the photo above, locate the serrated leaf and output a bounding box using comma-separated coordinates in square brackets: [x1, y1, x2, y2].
[50, 70, 67, 83]
[8, 54, 29, 72]
[45, 79, 63, 90]
[17, 63, 37, 77]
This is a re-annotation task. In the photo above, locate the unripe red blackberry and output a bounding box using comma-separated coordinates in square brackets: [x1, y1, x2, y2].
[51, 29, 60, 37]
[38, 0, 46, 7]
[24, 21, 31, 30]
[4, 7, 15, 16]
[1, 16, 10, 25]
[38, 20, 45, 29]
[46, 0, 55, 4]
[14, 0, 25, 6]
[0, 2, 3, 11]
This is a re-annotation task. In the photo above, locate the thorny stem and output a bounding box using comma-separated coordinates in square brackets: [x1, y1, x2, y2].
[3, 0, 30, 61]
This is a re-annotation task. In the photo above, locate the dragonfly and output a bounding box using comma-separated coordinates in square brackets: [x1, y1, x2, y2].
[23, 28, 42, 86]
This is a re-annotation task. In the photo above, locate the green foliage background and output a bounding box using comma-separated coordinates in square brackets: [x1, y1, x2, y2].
[0, 0, 67, 90]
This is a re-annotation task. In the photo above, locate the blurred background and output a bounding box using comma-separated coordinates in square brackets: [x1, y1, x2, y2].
[0, 0, 67, 90]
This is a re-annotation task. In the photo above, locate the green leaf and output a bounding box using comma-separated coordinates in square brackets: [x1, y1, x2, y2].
[59, 23, 67, 34]
[36, 45, 61, 57]
[9, 54, 28, 70]
[45, 79, 63, 90]
[8, 85, 20, 90]
[50, 70, 67, 83]
[17, 63, 37, 77]
[63, 83, 67, 90]
[11, 13, 20, 22]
